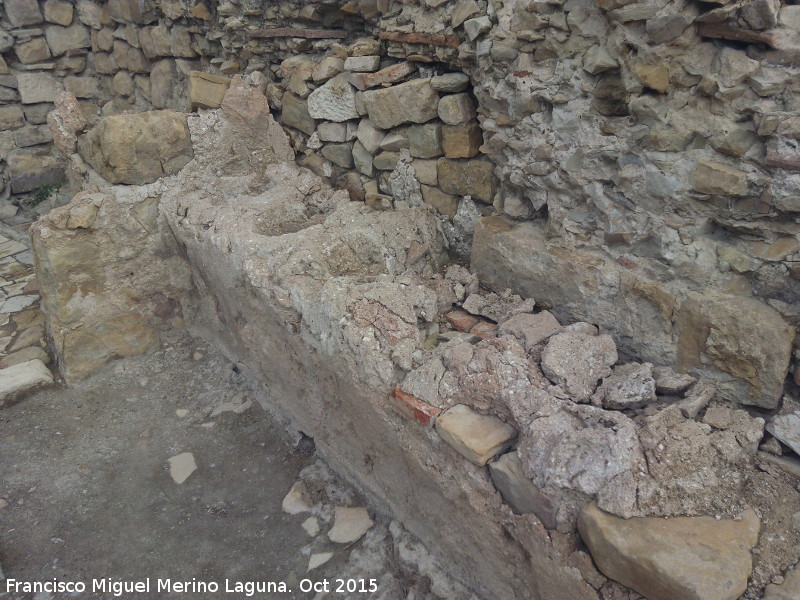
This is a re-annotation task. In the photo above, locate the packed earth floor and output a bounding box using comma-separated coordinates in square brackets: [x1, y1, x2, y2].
[0, 334, 468, 600]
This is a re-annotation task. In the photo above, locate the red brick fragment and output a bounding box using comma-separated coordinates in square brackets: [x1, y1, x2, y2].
[391, 387, 441, 427]
[445, 309, 480, 333]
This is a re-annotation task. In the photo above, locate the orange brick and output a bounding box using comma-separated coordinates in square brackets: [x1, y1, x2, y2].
[391, 386, 441, 427]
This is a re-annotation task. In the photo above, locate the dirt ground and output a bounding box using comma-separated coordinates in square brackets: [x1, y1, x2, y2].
[0, 331, 463, 600]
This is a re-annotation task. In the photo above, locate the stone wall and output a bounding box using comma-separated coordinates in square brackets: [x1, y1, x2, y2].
[3, 0, 800, 409]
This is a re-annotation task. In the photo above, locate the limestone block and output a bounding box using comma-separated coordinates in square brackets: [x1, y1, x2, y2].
[44, 0, 74, 26]
[139, 25, 172, 58]
[675, 293, 793, 408]
[442, 123, 482, 159]
[488, 451, 559, 528]
[408, 122, 442, 159]
[307, 74, 359, 122]
[352, 141, 374, 176]
[0, 359, 53, 408]
[578, 502, 760, 600]
[318, 122, 347, 142]
[541, 332, 618, 401]
[15, 37, 52, 64]
[381, 132, 408, 152]
[76, 0, 103, 28]
[373, 151, 399, 171]
[691, 159, 749, 196]
[411, 158, 437, 185]
[421, 185, 457, 218]
[356, 118, 385, 154]
[344, 55, 380, 72]
[189, 71, 231, 109]
[0, 106, 26, 130]
[435, 404, 517, 466]
[281, 93, 316, 135]
[6, 0, 43, 27]
[45, 23, 91, 56]
[13, 124, 53, 148]
[312, 56, 345, 82]
[431, 73, 470, 93]
[437, 158, 494, 202]
[64, 75, 98, 98]
[321, 143, 354, 169]
[16, 72, 63, 104]
[8, 150, 65, 193]
[498, 311, 561, 350]
[438, 93, 476, 126]
[347, 62, 417, 91]
[78, 111, 193, 185]
[362, 79, 439, 129]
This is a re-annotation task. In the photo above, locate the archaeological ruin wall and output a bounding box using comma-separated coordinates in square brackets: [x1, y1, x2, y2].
[3, 0, 800, 599]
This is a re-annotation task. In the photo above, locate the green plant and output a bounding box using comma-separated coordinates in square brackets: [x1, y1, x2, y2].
[30, 182, 64, 206]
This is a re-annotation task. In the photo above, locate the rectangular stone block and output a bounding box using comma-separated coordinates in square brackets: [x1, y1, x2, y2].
[362, 78, 439, 129]
[437, 158, 494, 202]
[0, 106, 26, 130]
[189, 71, 231, 109]
[435, 404, 517, 466]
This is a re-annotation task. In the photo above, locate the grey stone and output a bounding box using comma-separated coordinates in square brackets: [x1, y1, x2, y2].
[488, 452, 559, 528]
[15, 37, 52, 64]
[64, 75, 98, 98]
[653, 367, 696, 395]
[6, 0, 44, 27]
[362, 78, 440, 129]
[380, 131, 408, 152]
[150, 59, 180, 109]
[281, 93, 316, 135]
[408, 122, 442, 159]
[541, 332, 618, 401]
[317, 122, 347, 142]
[43, 0, 74, 26]
[438, 93, 476, 125]
[646, 14, 693, 44]
[583, 45, 618, 74]
[8, 150, 65, 193]
[45, 23, 91, 56]
[594, 362, 657, 410]
[13, 124, 53, 147]
[0, 359, 53, 408]
[0, 106, 26, 130]
[411, 158, 437, 185]
[307, 74, 359, 122]
[344, 55, 381, 72]
[421, 185, 457, 218]
[498, 311, 561, 350]
[430, 73, 470, 93]
[352, 140, 374, 176]
[77, 0, 103, 28]
[437, 158, 495, 202]
[0, 29, 14, 53]
[464, 16, 492, 41]
[373, 151, 399, 171]
[766, 399, 800, 456]
[16, 72, 63, 104]
[452, 0, 481, 28]
[321, 143, 354, 169]
[356, 118, 385, 154]
[741, 0, 779, 29]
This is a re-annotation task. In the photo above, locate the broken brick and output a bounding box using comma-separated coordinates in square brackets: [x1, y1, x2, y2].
[391, 386, 441, 427]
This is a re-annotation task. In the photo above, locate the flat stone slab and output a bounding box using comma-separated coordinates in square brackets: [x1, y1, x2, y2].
[328, 506, 373, 543]
[0, 358, 53, 408]
[168, 452, 197, 484]
[435, 404, 517, 466]
[0, 294, 38, 314]
[578, 501, 760, 600]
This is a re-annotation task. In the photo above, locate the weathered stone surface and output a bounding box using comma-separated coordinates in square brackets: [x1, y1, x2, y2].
[43, 0, 74, 26]
[0, 106, 26, 130]
[45, 23, 91, 56]
[317, 122, 347, 142]
[78, 111, 193, 185]
[321, 143, 354, 168]
[112, 71, 135, 96]
[328, 507, 373, 543]
[312, 56, 344, 82]
[7, 0, 44, 27]
[411, 158, 437, 185]
[691, 159, 749, 196]
[421, 185, 457, 218]
[352, 140, 373, 176]
[452, 0, 481, 28]
[498, 311, 561, 350]
[763, 566, 800, 600]
[578, 502, 760, 600]
[168, 452, 197, 484]
[47, 90, 87, 155]
[189, 71, 230, 109]
[431, 73, 470, 92]
[634, 64, 669, 93]
[307, 74, 359, 122]
[282, 481, 312, 514]
[281, 92, 316, 135]
[408, 122, 442, 159]
[76, 0, 102, 28]
[362, 79, 439, 129]
[64, 75, 98, 98]
[16, 72, 63, 104]
[594, 362, 656, 410]
[438, 93, 476, 125]
[435, 403, 517, 466]
[676, 293, 793, 408]
[347, 61, 416, 90]
[583, 45, 618, 74]
[646, 14, 693, 44]
[464, 16, 492, 41]
[488, 451, 559, 529]
[344, 55, 380, 72]
[0, 346, 50, 370]
[653, 367, 696, 395]
[13, 124, 53, 147]
[373, 151, 399, 171]
[8, 150, 65, 193]
[355, 118, 384, 154]
[442, 123, 482, 159]
[437, 158, 494, 202]
[541, 332, 618, 401]
[139, 25, 171, 58]
[0, 359, 53, 408]
[15, 37, 51, 64]
[766, 399, 800, 456]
